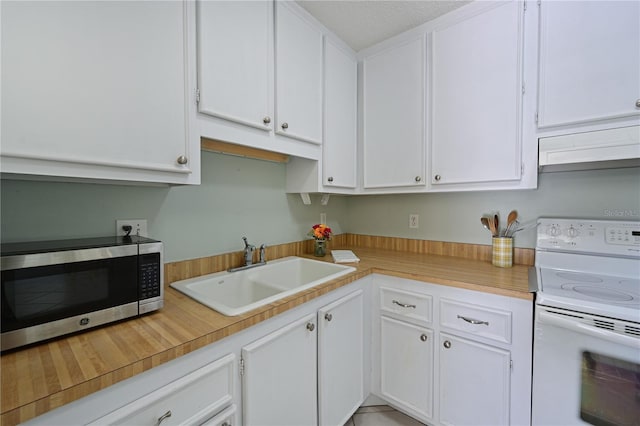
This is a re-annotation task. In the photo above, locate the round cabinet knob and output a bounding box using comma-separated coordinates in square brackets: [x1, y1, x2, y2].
[420, 334, 428, 342]
[636, 99, 640, 108]
[324, 313, 333, 322]
[176, 155, 188, 165]
[434, 174, 442, 182]
[443, 340, 452, 349]
[306, 322, 315, 332]
[263, 116, 271, 125]
[327, 177, 334, 183]
[281, 122, 289, 130]
[415, 176, 422, 182]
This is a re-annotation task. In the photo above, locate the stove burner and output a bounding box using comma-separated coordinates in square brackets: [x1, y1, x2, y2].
[560, 283, 636, 303]
[556, 272, 603, 283]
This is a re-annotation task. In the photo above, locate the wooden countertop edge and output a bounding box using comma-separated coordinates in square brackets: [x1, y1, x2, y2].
[1, 252, 532, 425]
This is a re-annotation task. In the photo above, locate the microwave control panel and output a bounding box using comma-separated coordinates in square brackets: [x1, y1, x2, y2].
[139, 253, 162, 300]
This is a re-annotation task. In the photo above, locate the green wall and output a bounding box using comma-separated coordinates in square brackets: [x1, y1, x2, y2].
[0, 151, 349, 262]
[345, 167, 640, 249]
[1, 151, 639, 261]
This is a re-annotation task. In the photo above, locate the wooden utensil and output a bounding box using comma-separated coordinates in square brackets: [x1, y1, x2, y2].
[505, 210, 518, 236]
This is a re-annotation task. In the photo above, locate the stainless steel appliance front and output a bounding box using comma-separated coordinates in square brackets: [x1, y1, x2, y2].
[1, 236, 163, 351]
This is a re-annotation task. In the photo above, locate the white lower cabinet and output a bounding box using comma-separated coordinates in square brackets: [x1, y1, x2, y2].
[380, 317, 434, 421]
[242, 290, 365, 426]
[88, 354, 235, 426]
[242, 314, 318, 426]
[318, 290, 365, 425]
[372, 274, 532, 426]
[439, 333, 510, 426]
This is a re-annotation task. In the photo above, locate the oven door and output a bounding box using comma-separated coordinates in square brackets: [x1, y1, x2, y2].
[532, 305, 640, 426]
[1, 245, 140, 350]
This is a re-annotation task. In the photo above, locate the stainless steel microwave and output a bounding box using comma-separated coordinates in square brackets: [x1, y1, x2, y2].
[1, 236, 163, 351]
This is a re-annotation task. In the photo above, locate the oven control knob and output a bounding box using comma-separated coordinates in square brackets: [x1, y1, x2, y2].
[548, 225, 561, 237]
[567, 226, 579, 238]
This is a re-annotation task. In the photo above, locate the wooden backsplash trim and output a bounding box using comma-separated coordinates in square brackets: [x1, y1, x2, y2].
[164, 234, 533, 284]
[344, 234, 535, 266]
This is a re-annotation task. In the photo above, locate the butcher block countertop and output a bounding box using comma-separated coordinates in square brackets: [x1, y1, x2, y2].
[1, 247, 533, 426]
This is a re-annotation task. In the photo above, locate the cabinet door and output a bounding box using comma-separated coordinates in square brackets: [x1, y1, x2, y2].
[196, 1, 273, 131]
[537, 1, 640, 128]
[323, 39, 357, 189]
[275, 2, 323, 145]
[1, 1, 195, 184]
[242, 314, 317, 426]
[431, 1, 524, 185]
[318, 290, 364, 426]
[363, 37, 426, 189]
[439, 333, 511, 426]
[380, 316, 433, 421]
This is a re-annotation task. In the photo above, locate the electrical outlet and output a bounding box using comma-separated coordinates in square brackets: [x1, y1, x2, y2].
[409, 214, 419, 229]
[320, 213, 327, 225]
[116, 219, 148, 237]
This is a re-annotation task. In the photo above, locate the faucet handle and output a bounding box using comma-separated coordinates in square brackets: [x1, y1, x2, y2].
[242, 236, 255, 250]
[259, 244, 267, 263]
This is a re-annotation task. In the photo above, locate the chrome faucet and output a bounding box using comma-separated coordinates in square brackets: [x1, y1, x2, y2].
[228, 238, 267, 272]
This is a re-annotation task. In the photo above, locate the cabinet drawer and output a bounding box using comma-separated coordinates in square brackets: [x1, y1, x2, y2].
[88, 353, 235, 426]
[380, 286, 432, 325]
[440, 298, 512, 344]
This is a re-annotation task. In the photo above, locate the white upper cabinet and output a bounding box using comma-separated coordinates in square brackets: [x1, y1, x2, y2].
[1, 0, 199, 185]
[275, 2, 324, 145]
[196, 1, 322, 160]
[430, 1, 524, 186]
[323, 38, 358, 189]
[196, 1, 273, 132]
[362, 37, 426, 189]
[537, 1, 640, 129]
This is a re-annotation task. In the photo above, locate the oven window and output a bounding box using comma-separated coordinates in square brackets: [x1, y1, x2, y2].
[1, 256, 138, 333]
[581, 351, 640, 426]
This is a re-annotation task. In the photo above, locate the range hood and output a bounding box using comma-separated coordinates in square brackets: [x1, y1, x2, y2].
[539, 125, 640, 172]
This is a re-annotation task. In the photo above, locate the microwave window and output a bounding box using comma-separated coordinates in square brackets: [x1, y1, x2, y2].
[1, 257, 138, 333]
[4, 269, 108, 320]
[580, 351, 640, 426]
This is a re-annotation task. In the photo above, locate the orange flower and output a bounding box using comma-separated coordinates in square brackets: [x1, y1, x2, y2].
[308, 223, 332, 240]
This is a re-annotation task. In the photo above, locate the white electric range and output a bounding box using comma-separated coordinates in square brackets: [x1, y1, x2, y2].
[532, 218, 640, 425]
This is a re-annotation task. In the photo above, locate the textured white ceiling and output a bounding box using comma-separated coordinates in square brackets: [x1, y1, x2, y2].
[296, 0, 472, 52]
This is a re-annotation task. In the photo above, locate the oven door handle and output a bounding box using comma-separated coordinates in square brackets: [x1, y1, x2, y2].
[539, 310, 640, 348]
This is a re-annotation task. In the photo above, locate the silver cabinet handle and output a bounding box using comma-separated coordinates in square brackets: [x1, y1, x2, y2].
[327, 176, 334, 183]
[392, 300, 416, 309]
[324, 313, 333, 322]
[263, 116, 271, 124]
[415, 176, 422, 182]
[420, 334, 428, 342]
[281, 122, 289, 130]
[457, 315, 489, 326]
[434, 174, 442, 182]
[176, 155, 188, 165]
[156, 410, 172, 426]
[443, 340, 451, 349]
[306, 322, 315, 332]
[636, 99, 640, 108]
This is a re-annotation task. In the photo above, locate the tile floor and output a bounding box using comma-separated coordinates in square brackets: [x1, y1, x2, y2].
[344, 405, 426, 426]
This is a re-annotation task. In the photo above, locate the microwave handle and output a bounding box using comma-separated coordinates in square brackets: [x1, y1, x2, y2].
[539, 309, 640, 348]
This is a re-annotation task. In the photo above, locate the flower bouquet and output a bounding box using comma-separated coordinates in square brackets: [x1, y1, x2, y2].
[308, 224, 332, 256]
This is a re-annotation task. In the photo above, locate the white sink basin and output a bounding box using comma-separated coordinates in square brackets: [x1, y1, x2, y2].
[170, 256, 356, 316]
